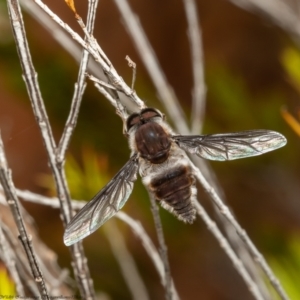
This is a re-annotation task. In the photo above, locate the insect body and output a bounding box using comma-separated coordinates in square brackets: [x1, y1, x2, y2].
[64, 108, 287, 246]
[128, 108, 198, 224]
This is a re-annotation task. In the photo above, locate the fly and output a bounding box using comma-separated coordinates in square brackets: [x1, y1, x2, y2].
[64, 107, 287, 246]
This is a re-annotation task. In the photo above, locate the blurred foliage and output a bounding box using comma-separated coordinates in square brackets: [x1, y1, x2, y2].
[268, 234, 300, 299]
[0, 266, 15, 297]
[206, 64, 257, 130]
[66, 146, 110, 199]
[204, 63, 291, 171]
[36, 146, 110, 200]
[205, 63, 286, 132]
[281, 47, 300, 93]
[271, 45, 300, 299]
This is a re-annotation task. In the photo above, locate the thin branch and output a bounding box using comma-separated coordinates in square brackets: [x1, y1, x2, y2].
[182, 0, 206, 134]
[0, 189, 74, 296]
[87, 74, 129, 121]
[75, 14, 145, 110]
[218, 212, 272, 299]
[20, 0, 104, 80]
[104, 220, 150, 300]
[2, 188, 180, 300]
[228, 0, 300, 44]
[148, 193, 177, 300]
[182, 2, 270, 294]
[189, 159, 290, 300]
[194, 202, 265, 300]
[93, 82, 129, 123]
[0, 222, 40, 297]
[5, 0, 95, 298]
[0, 134, 49, 299]
[31, 0, 145, 111]
[87, 74, 118, 91]
[125, 55, 137, 90]
[107, 213, 179, 300]
[116, 212, 167, 288]
[19, 0, 136, 116]
[0, 220, 25, 296]
[57, 0, 100, 162]
[112, 0, 189, 134]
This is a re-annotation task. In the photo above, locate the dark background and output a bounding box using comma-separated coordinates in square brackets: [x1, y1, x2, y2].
[0, 0, 300, 299]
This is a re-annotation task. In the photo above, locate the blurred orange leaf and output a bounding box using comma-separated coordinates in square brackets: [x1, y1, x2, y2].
[65, 0, 77, 14]
[281, 107, 300, 137]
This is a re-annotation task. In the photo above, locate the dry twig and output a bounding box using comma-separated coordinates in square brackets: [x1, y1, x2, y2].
[182, 0, 207, 134]
[5, 0, 95, 298]
[104, 220, 150, 300]
[0, 134, 49, 299]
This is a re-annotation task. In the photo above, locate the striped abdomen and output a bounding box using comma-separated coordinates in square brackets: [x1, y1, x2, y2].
[149, 165, 197, 223]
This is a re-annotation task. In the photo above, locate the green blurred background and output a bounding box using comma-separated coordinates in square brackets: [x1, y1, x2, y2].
[0, 0, 300, 299]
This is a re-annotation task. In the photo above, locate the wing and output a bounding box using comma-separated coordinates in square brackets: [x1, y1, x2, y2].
[64, 153, 139, 246]
[173, 130, 287, 161]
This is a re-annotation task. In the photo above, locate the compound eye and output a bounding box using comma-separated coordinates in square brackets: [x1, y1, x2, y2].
[126, 113, 140, 131]
[141, 108, 161, 121]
